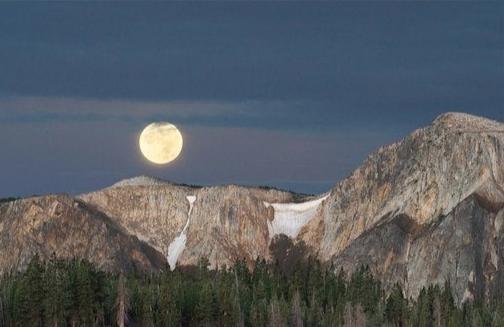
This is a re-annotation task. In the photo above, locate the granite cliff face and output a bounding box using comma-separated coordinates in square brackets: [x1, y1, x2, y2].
[298, 112, 504, 302]
[1, 112, 503, 304]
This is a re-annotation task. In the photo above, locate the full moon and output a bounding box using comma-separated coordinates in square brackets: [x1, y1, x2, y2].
[139, 122, 183, 164]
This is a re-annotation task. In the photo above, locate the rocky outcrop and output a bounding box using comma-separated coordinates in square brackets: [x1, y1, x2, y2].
[1, 112, 503, 304]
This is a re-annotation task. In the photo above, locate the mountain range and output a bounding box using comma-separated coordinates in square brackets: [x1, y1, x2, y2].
[1, 112, 503, 305]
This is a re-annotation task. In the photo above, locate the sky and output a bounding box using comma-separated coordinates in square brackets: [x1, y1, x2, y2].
[0, 2, 503, 197]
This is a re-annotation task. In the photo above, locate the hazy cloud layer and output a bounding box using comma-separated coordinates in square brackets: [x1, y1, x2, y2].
[0, 121, 403, 197]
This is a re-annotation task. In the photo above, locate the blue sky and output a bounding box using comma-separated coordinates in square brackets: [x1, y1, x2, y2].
[0, 2, 503, 196]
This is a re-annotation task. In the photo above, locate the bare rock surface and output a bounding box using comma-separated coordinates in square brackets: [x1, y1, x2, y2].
[79, 180, 315, 269]
[0, 194, 166, 273]
[298, 112, 504, 302]
[79, 181, 197, 259]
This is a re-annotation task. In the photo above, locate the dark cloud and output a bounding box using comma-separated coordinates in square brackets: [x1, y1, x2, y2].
[0, 2, 502, 196]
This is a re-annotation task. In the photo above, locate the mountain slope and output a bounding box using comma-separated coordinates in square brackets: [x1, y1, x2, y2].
[0, 194, 166, 273]
[298, 112, 504, 302]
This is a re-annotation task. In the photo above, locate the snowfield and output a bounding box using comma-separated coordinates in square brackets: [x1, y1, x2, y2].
[167, 195, 196, 270]
[264, 195, 329, 238]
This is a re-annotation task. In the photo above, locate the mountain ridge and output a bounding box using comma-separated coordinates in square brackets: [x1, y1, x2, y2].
[1, 112, 503, 304]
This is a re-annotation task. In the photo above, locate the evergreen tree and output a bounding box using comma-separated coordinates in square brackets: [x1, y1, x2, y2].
[268, 296, 287, 327]
[233, 263, 246, 327]
[17, 255, 44, 327]
[137, 285, 155, 327]
[216, 274, 240, 327]
[347, 266, 381, 315]
[194, 280, 218, 326]
[114, 273, 129, 327]
[385, 284, 407, 327]
[289, 290, 303, 327]
[414, 288, 431, 327]
[42, 257, 70, 327]
[343, 302, 354, 327]
[249, 298, 268, 327]
[305, 293, 322, 327]
[157, 276, 180, 327]
[441, 280, 456, 326]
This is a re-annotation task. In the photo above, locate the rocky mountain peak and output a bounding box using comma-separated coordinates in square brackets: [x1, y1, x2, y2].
[296, 112, 504, 302]
[431, 112, 504, 132]
[110, 175, 174, 188]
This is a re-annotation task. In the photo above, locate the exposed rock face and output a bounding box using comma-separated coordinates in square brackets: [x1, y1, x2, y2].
[298, 112, 504, 302]
[330, 195, 504, 303]
[1, 112, 503, 304]
[0, 195, 166, 274]
[79, 179, 315, 269]
[79, 179, 198, 262]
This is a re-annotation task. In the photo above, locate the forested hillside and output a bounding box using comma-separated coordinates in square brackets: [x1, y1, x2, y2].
[1, 255, 503, 327]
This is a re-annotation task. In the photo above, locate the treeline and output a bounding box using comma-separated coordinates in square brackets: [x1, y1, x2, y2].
[0, 256, 504, 326]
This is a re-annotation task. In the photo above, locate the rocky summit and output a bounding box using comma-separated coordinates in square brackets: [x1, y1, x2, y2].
[1, 112, 503, 304]
[299, 112, 504, 303]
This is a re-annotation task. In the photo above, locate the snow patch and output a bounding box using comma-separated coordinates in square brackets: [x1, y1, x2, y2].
[167, 233, 187, 271]
[186, 195, 196, 214]
[264, 195, 329, 238]
[167, 195, 196, 270]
